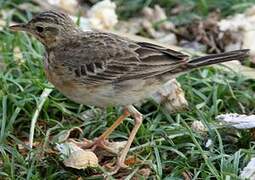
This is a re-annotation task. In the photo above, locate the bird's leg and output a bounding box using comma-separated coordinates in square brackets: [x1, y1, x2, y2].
[90, 108, 130, 151]
[113, 105, 143, 172]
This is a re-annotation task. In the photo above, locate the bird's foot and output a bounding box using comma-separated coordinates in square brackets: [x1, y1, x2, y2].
[104, 159, 129, 176]
[89, 138, 119, 154]
[114, 159, 129, 172]
[68, 138, 112, 152]
[71, 137, 127, 155]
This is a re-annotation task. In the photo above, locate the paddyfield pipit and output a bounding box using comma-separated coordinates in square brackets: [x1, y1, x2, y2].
[10, 10, 249, 172]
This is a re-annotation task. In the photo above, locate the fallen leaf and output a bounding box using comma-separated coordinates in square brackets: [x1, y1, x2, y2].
[64, 149, 98, 169]
[105, 141, 127, 155]
[156, 33, 177, 46]
[142, 5, 174, 31]
[216, 113, 255, 129]
[13, 47, 25, 65]
[191, 121, 207, 134]
[115, 18, 143, 35]
[137, 167, 151, 177]
[151, 79, 188, 113]
[218, 6, 255, 58]
[179, 40, 207, 52]
[87, 0, 118, 30]
[240, 157, 255, 179]
[17, 140, 41, 155]
[95, 140, 127, 159]
[184, 10, 222, 53]
[53, 127, 83, 143]
[55, 141, 83, 158]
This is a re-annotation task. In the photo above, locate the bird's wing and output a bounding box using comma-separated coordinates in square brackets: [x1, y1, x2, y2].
[57, 32, 189, 86]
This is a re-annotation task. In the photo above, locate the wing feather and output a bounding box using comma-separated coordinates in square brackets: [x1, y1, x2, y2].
[54, 32, 189, 85]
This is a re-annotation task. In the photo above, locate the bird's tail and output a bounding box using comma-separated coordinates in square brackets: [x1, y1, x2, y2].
[187, 49, 249, 68]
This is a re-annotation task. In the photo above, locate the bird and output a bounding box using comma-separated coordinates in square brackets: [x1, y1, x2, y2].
[10, 10, 249, 173]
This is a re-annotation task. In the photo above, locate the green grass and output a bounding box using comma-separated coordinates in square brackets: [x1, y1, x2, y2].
[1, 2, 255, 180]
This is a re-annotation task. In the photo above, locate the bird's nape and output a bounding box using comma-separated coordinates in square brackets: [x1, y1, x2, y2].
[30, 10, 75, 27]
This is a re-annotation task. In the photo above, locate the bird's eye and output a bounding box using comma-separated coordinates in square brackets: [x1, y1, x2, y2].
[35, 26, 44, 33]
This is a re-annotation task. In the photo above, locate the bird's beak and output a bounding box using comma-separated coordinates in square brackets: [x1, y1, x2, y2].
[9, 23, 28, 32]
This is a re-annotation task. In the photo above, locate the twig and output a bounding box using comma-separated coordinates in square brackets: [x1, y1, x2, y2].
[29, 87, 53, 148]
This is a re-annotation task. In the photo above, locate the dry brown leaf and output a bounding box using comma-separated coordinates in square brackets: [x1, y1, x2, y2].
[151, 79, 188, 113]
[53, 127, 83, 143]
[64, 149, 98, 169]
[240, 157, 255, 179]
[94, 140, 127, 160]
[56, 141, 84, 157]
[87, 0, 118, 30]
[184, 11, 222, 53]
[216, 113, 255, 129]
[105, 141, 127, 154]
[115, 18, 143, 35]
[17, 140, 41, 155]
[179, 40, 207, 52]
[191, 121, 207, 134]
[13, 47, 24, 65]
[142, 5, 174, 31]
[67, 138, 93, 149]
[137, 167, 151, 178]
[156, 33, 177, 46]
[218, 5, 255, 59]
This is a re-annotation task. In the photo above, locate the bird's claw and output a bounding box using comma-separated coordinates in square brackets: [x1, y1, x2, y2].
[105, 161, 129, 176]
[90, 138, 118, 154]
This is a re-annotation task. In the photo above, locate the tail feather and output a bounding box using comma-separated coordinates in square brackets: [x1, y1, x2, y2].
[188, 49, 249, 68]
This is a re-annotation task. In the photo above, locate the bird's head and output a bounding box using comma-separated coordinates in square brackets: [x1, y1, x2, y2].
[10, 10, 79, 48]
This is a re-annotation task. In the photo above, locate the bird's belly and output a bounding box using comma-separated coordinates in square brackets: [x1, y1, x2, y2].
[50, 77, 164, 107]
[62, 85, 140, 107]
[44, 57, 174, 107]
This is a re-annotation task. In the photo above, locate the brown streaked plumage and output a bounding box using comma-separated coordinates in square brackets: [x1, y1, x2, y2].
[10, 10, 249, 173]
